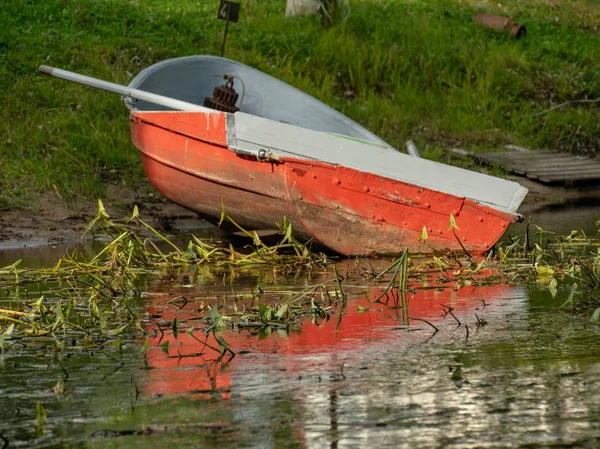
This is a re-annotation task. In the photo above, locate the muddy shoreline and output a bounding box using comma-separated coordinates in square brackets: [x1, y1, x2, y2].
[0, 182, 211, 251]
[1, 177, 598, 251]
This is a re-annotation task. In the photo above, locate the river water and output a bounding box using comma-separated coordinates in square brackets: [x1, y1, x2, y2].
[1, 211, 599, 448]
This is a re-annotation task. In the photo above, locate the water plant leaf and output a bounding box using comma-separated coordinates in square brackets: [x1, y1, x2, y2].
[36, 401, 47, 426]
[137, 336, 150, 359]
[172, 317, 179, 339]
[433, 256, 450, 270]
[282, 216, 293, 243]
[139, 218, 183, 256]
[218, 201, 226, 227]
[204, 306, 224, 333]
[565, 230, 580, 240]
[275, 304, 288, 320]
[160, 340, 170, 355]
[53, 301, 65, 330]
[53, 378, 65, 396]
[0, 259, 22, 273]
[216, 336, 233, 352]
[258, 327, 272, 340]
[420, 226, 429, 241]
[448, 214, 460, 231]
[0, 323, 15, 356]
[258, 302, 274, 321]
[81, 199, 112, 240]
[451, 366, 463, 382]
[536, 265, 555, 276]
[471, 259, 486, 274]
[106, 324, 129, 337]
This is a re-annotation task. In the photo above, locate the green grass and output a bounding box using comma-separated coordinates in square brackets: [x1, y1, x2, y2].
[1, 0, 599, 209]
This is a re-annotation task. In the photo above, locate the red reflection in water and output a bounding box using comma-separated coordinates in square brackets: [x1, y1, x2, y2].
[139, 280, 514, 399]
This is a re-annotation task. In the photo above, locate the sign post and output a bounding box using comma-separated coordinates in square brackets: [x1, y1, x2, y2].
[218, 0, 240, 57]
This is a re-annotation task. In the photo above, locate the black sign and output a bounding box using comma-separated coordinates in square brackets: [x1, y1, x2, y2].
[218, 0, 240, 22]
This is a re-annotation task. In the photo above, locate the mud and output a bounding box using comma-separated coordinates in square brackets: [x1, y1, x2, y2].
[0, 182, 217, 250]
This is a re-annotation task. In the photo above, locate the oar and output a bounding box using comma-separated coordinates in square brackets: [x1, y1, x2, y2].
[39, 65, 213, 113]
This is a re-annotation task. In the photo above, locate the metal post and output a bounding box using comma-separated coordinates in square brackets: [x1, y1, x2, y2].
[221, 19, 230, 57]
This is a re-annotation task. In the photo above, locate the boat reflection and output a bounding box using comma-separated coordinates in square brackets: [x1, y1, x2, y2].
[137, 267, 518, 400]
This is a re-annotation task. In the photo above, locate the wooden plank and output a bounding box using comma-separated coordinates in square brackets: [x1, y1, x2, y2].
[525, 161, 600, 171]
[526, 167, 600, 176]
[472, 147, 600, 185]
[479, 150, 556, 160]
[482, 154, 581, 166]
[531, 172, 600, 182]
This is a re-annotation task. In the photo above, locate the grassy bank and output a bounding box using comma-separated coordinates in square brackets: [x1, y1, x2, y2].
[1, 0, 599, 209]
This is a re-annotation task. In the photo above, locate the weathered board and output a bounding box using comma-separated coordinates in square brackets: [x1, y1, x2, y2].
[467, 146, 600, 184]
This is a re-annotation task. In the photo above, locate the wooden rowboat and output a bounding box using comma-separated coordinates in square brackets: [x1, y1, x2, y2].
[40, 56, 527, 255]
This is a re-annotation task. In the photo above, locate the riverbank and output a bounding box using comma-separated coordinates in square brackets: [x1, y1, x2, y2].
[0, 179, 199, 249]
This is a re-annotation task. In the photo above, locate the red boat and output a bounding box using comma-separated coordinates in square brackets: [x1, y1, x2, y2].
[40, 57, 527, 255]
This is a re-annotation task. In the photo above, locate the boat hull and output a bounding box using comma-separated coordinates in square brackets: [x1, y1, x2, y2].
[131, 111, 518, 256]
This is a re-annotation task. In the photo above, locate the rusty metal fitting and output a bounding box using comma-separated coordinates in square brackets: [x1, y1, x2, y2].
[474, 12, 526, 39]
[204, 75, 240, 113]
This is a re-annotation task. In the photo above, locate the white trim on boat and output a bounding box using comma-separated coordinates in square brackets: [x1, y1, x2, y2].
[229, 112, 528, 214]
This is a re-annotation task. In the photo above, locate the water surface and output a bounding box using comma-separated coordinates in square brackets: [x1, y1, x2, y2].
[1, 257, 600, 448]
[1, 208, 599, 448]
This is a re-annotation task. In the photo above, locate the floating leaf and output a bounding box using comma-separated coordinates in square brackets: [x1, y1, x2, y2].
[160, 340, 170, 355]
[106, 324, 129, 337]
[204, 306, 223, 333]
[536, 265, 555, 276]
[36, 401, 47, 426]
[258, 302, 273, 321]
[0, 323, 15, 356]
[53, 378, 65, 396]
[451, 366, 463, 382]
[172, 317, 179, 339]
[275, 304, 288, 320]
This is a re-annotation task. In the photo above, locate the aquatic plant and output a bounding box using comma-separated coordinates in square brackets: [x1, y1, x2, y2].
[0, 202, 331, 360]
[1, 206, 599, 365]
[494, 223, 600, 312]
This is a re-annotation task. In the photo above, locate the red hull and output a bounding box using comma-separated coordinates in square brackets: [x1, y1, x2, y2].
[131, 111, 517, 255]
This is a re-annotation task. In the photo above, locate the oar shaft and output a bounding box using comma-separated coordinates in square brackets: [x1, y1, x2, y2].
[39, 65, 212, 113]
